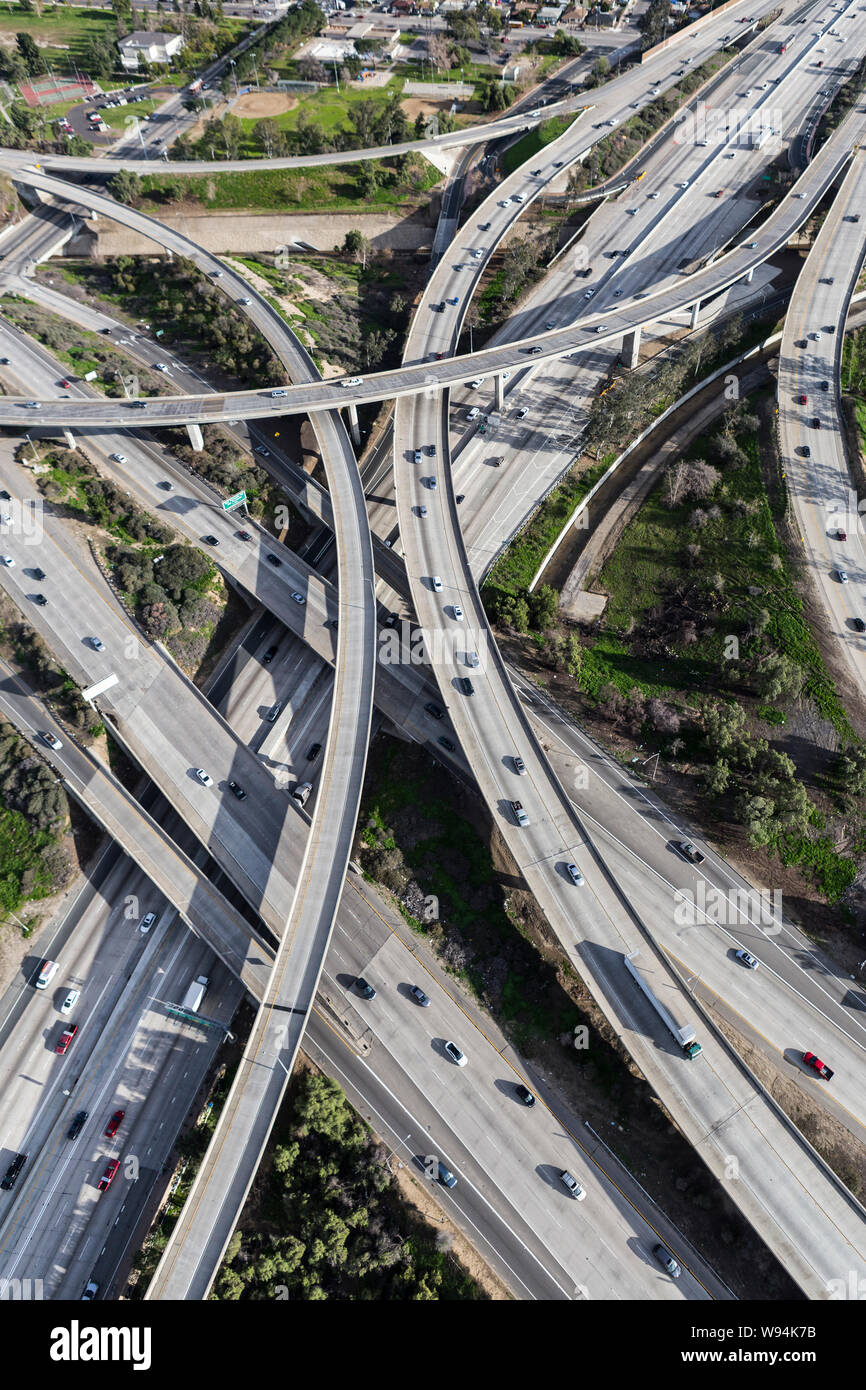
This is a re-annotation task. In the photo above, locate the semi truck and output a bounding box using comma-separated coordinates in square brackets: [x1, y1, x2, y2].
[624, 950, 703, 1059]
[181, 975, 208, 1014]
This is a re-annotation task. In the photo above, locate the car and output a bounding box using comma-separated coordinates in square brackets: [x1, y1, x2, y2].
[89, 636, 105, 652]
[515, 1083, 536, 1106]
[552, 160, 563, 168]
[838, 570, 849, 583]
[24, 401, 41, 409]
[308, 742, 322, 761]
[566, 862, 584, 885]
[97, 1159, 120, 1192]
[821, 379, 831, 392]
[677, 840, 705, 864]
[254, 445, 271, 456]
[798, 445, 811, 458]
[735, 948, 759, 969]
[545, 320, 557, 330]
[263, 645, 278, 665]
[452, 605, 464, 621]
[40, 731, 62, 752]
[444, 1040, 467, 1066]
[653, 1243, 681, 1277]
[211, 269, 223, 278]
[427, 444, 436, 457]
[558, 1170, 586, 1200]
[0, 490, 9, 499]
[530, 168, 542, 176]
[425, 702, 444, 720]
[202, 534, 219, 546]
[266, 553, 282, 567]
[418, 505, 428, 517]
[467, 406, 480, 420]
[59, 378, 71, 389]
[513, 756, 527, 775]
[356, 977, 376, 999]
[413, 450, 423, 464]
[153, 362, 168, 372]
[410, 984, 431, 1007]
[228, 780, 247, 800]
[458, 677, 475, 696]
[594, 326, 605, 334]
[81, 1281, 99, 1301]
[516, 406, 529, 418]
[290, 591, 305, 605]
[437, 1161, 457, 1188]
[291, 781, 312, 806]
[267, 702, 282, 724]
[456, 495, 465, 505]
[432, 576, 443, 591]
[427, 475, 437, 489]
[795, 339, 808, 349]
[499, 198, 512, 207]
[479, 222, 491, 231]
[56, 1023, 78, 1055]
[465, 651, 479, 668]
[60, 988, 79, 1015]
[513, 192, 526, 203]
[809, 331, 820, 341]
[798, 393, 808, 404]
[470, 377, 486, 389]
[109, 452, 127, 464]
[812, 417, 821, 429]
[853, 617, 866, 632]
[140, 911, 156, 934]
[240, 296, 252, 305]
[614, 288, 624, 296]
[836, 529, 848, 541]
[438, 736, 455, 753]
[0, 556, 13, 568]
[33, 594, 48, 606]
[67, 1110, 88, 1141]
[511, 800, 529, 827]
[820, 277, 835, 285]
[193, 768, 213, 785]
[128, 400, 147, 409]
[1, 1153, 26, 1190]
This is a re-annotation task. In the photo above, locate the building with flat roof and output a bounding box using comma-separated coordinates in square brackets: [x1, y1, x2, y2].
[117, 30, 185, 70]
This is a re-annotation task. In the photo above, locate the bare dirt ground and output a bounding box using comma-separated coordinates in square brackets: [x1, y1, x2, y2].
[232, 90, 298, 120]
[390, 1161, 510, 1299]
[402, 95, 483, 122]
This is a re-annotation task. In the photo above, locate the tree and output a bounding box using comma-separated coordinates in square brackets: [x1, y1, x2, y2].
[16, 32, 45, 76]
[565, 632, 583, 681]
[427, 34, 451, 74]
[255, 118, 285, 157]
[639, 0, 672, 50]
[109, 168, 143, 205]
[755, 653, 804, 704]
[528, 584, 558, 631]
[836, 745, 866, 796]
[342, 228, 371, 269]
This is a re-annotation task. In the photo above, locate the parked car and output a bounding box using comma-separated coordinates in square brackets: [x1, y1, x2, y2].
[266, 554, 282, 568]
[425, 702, 444, 720]
[513, 756, 527, 775]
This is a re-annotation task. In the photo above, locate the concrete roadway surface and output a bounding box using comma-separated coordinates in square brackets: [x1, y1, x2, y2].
[8, 274, 866, 1141]
[12, 93, 866, 429]
[0, 0, 784, 177]
[779, 148, 866, 694]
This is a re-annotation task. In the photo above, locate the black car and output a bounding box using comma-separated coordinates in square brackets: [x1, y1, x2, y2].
[67, 1109, 89, 1141]
[228, 780, 247, 800]
[652, 1243, 682, 1278]
[812, 417, 821, 429]
[32, 594, 48, 606]
[0, 490, 9, 500]
[31, 568, 45, 581]
[479, 222, 491, 230]
[409, 985, 430, 1007]
[425, 701, 444, 719]
[438, 736, 455, 752]
[263, 646, 278, 665]
[128, 400, 147, 408]
[515, 1083, 536, 1107]
[795, 338, 807, 349]
[458, 677, 475, 696]
[383, 612, 399, 628]
[854, 618, 866, 632]
[356, 977, 376, 999]
[308, 742, 322, 760]
[266, 553, 282, 567]
[1, 1152, 25, 1189]
[202, 534, 219, 546]
[821, 380, 830, 391]
[236, 530, 252, 541]
[798, 445, 811, 457]
[455, 494, 465, 504]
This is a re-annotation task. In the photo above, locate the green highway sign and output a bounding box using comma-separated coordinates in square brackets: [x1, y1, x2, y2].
[222, 490, 247, 511]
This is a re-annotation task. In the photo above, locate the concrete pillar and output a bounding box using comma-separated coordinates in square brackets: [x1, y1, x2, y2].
[494, 373, 505, 412]
[690, 300, 701, 330]
[347, 402, 360, 448]
[621, 326, 641, 370]
[186, 423, 204, 452]
[62, 429, 76, 450]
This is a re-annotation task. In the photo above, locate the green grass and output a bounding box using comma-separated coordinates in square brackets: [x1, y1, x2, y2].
[0, 805, 54, 913]
[140, 156, 442, 213]
[0, 3, 115, 54]
[484, 461, 608, 598]
[502, 112, 576, 176]
[237, 77, 405, 141]
[95, 99, 158, 130]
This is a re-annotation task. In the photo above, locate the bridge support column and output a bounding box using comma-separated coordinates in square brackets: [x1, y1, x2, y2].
[690, 300, 701, 330]
[621, 326, 641, 370]
[186, 423, 204, 452]
[347, 402, 360, 448]
[494, 372, 505, 412]
[62, 429, 76, 451]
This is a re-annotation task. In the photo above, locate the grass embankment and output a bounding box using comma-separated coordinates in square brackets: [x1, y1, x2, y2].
[502, 112, 576, 176]
[139, 155, 442, 214]
[483, 461, 608, 593]
[0, 4, 115, 54]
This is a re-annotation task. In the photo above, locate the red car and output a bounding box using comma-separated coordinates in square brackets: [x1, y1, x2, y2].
[837, 529, 847, 541]
[58, 379, 71, 389]
[55, 1024, 78, 1055]
[803, 1051, 834, 1080]
[798, 393, 807, 404]
[97, 1159, 120, 1191]
[104, 1110, 124, 1138]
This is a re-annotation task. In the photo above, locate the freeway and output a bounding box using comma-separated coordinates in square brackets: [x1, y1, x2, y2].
[778, 148, 866, 692]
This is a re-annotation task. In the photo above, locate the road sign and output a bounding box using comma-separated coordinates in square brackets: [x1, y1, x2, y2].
[222, 490, 246, 511]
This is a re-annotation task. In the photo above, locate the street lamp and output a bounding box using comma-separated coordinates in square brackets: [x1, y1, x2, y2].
[229, 58, 239, 95]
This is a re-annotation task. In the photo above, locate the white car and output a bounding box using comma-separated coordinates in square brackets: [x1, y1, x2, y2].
[418, 505, 427, 517]
[470, 248, 483, 258]
[153, 362, 168, 372]
[240, 296, 252, 305]
[467, 406, 480, 420]
[649, 191, 660, 198]
[470, 378, 485, 389]
[566, 862, 584, 885]
[60, 989, 80, 1015]
[90, 637, 105, 651]
[679, 181, 689, 188]
[465, 651, 479, 668]
[140, 911, 156, 934]
[499, 198, 512, 207]
[0, 556, 13, 567]
[513, 192, 526, 202]
[432, 576, 443, 591]
[516, 407, 529, 418]
[444, 1040, 467, 1066]
[193, 768, 213, 785]
[794, 192, 806, 199]
[584, 289, 595, 299]
[545, 320, 557, 329]
[341, 377, 364, 388]
[413, 450, 423, 464]
[110, 453, 126, 464]
[735, 948, 759, 969]
[41, 732, 62, 751]
[453, 605, 464, 620]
